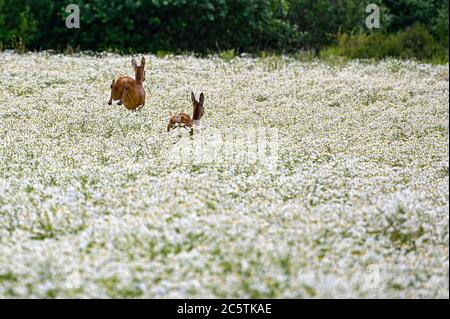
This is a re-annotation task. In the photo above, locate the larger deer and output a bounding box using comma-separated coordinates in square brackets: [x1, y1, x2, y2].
[108, 57, 146, 111]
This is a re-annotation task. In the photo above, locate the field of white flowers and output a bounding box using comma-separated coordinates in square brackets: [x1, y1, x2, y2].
[0, 52, 448, 298]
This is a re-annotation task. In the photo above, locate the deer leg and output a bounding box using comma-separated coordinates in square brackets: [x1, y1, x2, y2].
[108, 80, 115, 105]
[140, 90, 145, 109]
[108, 89, 113, 106]
[118, 85, 127, 106]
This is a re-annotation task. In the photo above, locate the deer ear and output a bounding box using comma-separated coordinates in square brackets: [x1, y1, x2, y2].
[131, 58, 138, 68]
[141, 57, 146, 68]
[199, 93, 205, 106]
[191, 92, 197, 104]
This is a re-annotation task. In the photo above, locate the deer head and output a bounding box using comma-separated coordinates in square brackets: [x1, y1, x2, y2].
[191, 92, 205, 121]
[131, 57, 146, 84]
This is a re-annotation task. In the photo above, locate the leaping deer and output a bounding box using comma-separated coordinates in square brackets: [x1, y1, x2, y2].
[167, 92, 205, 135]
[109, 57, 146, 111]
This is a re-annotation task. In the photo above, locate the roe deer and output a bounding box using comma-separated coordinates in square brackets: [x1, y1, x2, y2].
[108, 57, 146, 111]
[167, 92, 205, 135]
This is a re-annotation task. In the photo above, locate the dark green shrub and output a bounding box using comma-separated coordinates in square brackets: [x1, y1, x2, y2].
[287, 0, 388, 50]
[0, 0, 447, 63]
[383, 0, 445, 32]
[322, 24, 448, 63]
[433, 3, 449, 47]
[401, 24, 439, 59]
[0, 0, 39, 50]
[0, 0, 298, 53]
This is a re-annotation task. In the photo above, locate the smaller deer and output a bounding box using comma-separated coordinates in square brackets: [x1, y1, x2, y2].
[108, 57, 146, 111]
[167, 92, 205, 135]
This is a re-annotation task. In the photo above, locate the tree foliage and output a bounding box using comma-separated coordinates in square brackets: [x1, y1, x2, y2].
[0, 0, 448, 57]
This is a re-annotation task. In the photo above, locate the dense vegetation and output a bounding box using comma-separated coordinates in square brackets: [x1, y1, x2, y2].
[0, 0, 448, 61]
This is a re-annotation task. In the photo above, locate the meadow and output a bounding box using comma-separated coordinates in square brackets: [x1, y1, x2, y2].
[0, 52, 448, 298]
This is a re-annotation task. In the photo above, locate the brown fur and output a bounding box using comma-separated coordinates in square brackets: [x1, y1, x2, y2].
[108, 57, 146, 110]
[167, 112, 193, 132]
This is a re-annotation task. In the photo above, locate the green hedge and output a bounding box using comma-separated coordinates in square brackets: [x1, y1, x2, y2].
[0, 0, 448, 60]
[322, 24, 449, 64]
[0, 0, 298, 53]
